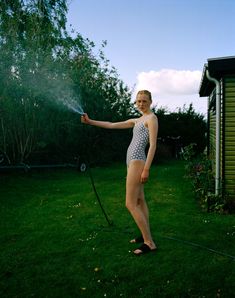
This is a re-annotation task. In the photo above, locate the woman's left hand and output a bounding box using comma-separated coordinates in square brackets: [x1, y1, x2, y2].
[141, 169, 149, 183]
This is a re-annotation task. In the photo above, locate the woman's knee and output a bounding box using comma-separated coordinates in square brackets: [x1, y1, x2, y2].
[125, 200, 132, 211]
[125, 198, 137, 212]
[137, 197, 142, 207]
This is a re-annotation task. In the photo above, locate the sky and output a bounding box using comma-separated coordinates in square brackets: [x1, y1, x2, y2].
[66, 0, 235, 115]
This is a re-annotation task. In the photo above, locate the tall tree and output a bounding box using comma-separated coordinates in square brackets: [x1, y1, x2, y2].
[0, 0, 69, 163]
[0, 0, 133, 165]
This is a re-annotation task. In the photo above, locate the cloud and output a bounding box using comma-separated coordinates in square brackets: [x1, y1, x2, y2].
[134, 69, 206, 114]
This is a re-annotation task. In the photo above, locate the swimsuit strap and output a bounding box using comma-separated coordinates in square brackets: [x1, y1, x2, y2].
[135, 114, 153, 125]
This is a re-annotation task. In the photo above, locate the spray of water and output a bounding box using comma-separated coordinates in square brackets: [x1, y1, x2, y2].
[46, 77, 85, 115]
[29, 67, 85, 115]
[59, 97, 84, 115]
[67, 103, 84, 115]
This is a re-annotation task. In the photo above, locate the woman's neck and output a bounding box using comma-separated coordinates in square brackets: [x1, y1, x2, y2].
[142, 110, 152, 116]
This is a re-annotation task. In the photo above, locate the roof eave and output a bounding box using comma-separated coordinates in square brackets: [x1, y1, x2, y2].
[199, 56, 235, 97]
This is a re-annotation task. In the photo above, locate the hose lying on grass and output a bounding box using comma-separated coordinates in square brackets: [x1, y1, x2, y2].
[95, 225, 235, 261]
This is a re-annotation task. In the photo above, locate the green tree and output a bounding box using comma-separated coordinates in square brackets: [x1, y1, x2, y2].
[0, 0, 69, 163]
[0, 0, 133, 165]
[154, 103, 207, 159]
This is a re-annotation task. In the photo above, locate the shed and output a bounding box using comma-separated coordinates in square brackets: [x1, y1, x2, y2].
[199, 56, 235, 200]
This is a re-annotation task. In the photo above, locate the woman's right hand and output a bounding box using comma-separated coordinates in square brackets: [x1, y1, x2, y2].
[81, 113, 90, 124]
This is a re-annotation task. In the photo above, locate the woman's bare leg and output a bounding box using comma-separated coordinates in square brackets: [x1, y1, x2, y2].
[138, 185, 149, 227]
[126, 160, 156, 251]
[130, 185, 149, 243]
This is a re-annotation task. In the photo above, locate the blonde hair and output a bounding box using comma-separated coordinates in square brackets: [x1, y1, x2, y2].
[136, 90, 152, 102]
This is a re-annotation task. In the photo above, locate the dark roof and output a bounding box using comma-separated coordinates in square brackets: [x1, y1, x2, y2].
[199, 56, 235, 97]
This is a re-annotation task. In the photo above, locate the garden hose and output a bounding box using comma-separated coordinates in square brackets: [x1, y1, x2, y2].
[96, 225, 235, 261]
[81, 121, 113, 226]
[86, 163, 113, 226]
[161, 235, 235, 261]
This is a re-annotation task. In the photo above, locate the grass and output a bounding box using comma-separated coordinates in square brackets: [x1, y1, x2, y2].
[0, 160, 235, 298]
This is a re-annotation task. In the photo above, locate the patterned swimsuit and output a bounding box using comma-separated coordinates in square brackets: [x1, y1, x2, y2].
[126, 120, 149, 166]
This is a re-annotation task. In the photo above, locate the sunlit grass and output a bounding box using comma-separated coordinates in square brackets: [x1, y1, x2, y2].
[0, 161, 235, 297]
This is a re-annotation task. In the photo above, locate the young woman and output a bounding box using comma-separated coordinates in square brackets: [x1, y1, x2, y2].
[81, 90, 158, 255]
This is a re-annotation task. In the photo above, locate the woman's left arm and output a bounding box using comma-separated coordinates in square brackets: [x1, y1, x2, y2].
[141, 115, 158, 183]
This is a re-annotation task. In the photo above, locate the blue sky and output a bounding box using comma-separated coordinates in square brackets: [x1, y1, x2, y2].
[66, 0, 235, 114]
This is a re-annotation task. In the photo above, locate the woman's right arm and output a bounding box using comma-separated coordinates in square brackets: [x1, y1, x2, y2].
[81, 114, 135, 129]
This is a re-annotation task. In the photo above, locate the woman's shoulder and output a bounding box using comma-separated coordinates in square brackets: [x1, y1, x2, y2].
[146, 114, 158, 129]
[148, 113, 158, 122]
[126, 118, 138, 126]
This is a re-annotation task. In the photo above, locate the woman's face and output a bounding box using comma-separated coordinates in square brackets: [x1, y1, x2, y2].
[135, 94, 152, 113]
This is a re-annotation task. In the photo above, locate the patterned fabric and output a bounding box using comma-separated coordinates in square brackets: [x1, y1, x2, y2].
[126, 121, 149, 166]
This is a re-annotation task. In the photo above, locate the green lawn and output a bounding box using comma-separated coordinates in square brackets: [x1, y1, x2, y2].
[0, 161, 235, 298]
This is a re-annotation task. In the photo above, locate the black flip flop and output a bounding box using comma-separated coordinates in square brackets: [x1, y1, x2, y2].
[130, 235, 144, 243]
[133, 243, 157, 256]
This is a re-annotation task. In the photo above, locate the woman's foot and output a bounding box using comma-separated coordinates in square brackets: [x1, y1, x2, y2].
[133, 242, 157, 256]
[130, 235, 144, 243]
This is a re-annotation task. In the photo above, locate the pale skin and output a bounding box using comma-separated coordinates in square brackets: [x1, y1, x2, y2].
[81, 93, 158, 254]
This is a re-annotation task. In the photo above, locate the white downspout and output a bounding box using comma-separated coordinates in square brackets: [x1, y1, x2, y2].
[206, 68, 221, 196]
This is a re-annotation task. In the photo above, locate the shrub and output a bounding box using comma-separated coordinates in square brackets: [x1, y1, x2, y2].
[183, 144, 228, 213]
